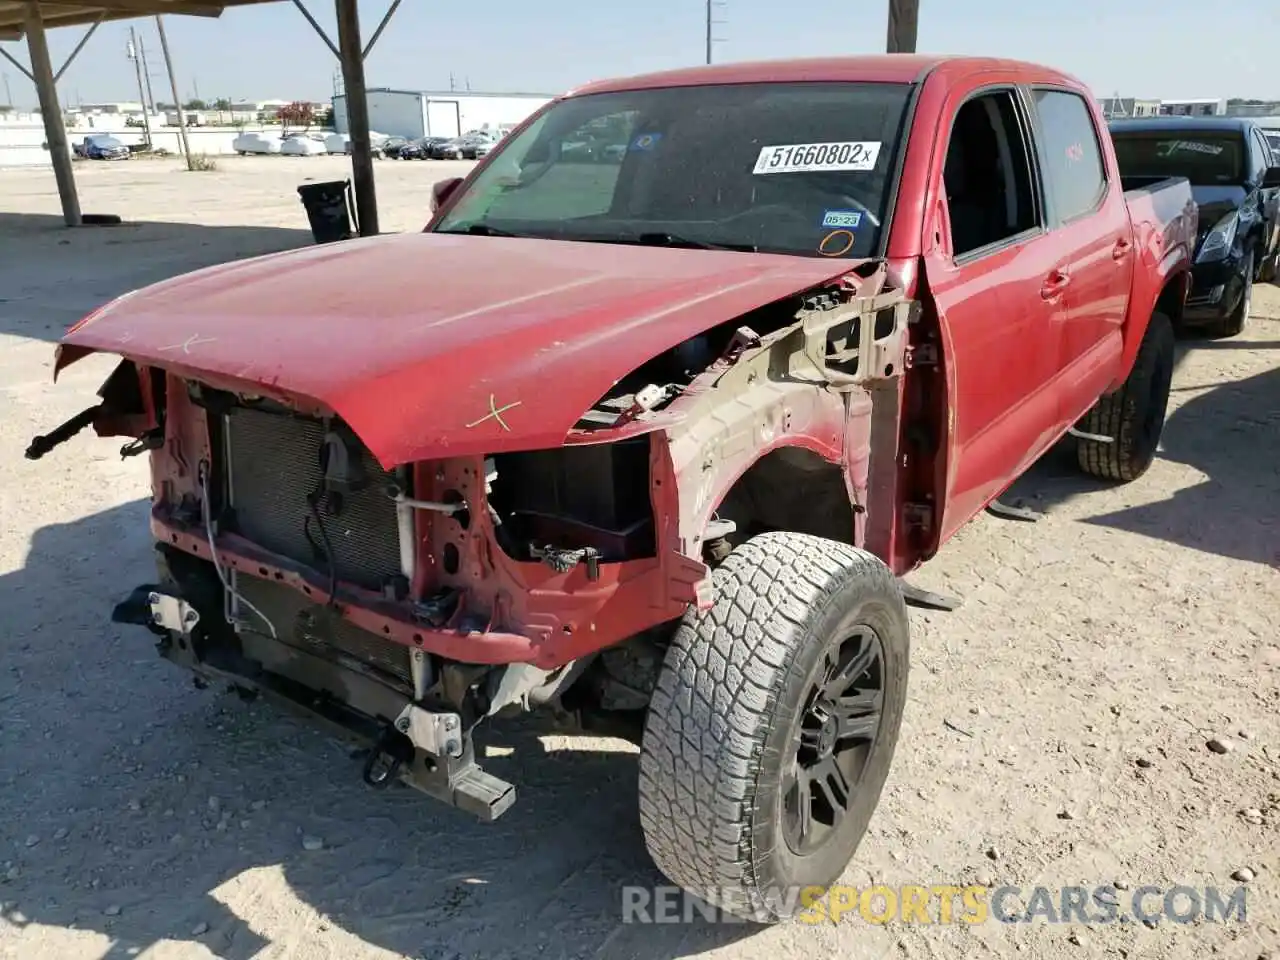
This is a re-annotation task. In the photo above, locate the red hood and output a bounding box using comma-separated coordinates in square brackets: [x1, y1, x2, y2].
[58, 232, 860, 467]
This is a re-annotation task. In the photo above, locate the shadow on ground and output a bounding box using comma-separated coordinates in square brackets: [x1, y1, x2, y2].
[0, 213, 314, 344]
[0, 500, 757, 960]
[1008, 349, 1280, 568]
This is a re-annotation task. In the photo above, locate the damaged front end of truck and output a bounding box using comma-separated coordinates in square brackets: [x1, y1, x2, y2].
[28, 255, 922, 821]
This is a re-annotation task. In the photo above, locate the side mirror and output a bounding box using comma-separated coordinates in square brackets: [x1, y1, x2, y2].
[430, 176, 463, 214]
[1262, 166, 1280, 189]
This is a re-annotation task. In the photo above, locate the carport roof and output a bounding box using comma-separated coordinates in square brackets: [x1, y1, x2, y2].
[0, 1, 280, 40]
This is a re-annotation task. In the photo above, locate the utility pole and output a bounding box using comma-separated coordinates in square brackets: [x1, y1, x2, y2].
[154, 16, 193, 169]
[704, 0, 726, 64]
[126, 28, 152, 147]
[885, 0, 919, 53]
[2, 72, 11, 108]
[138, 34, 157, 117]
[705, 0, 711, 64]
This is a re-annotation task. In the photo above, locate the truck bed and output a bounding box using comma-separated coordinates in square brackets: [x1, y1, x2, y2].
[1122, 174, 1197, 254]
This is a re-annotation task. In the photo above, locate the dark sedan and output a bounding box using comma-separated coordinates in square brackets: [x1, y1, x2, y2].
[1111, 117, 1280, 337]
[379, 136, 410, 158]
[429, 137, 468, 160]
[399, 136, 452, 160]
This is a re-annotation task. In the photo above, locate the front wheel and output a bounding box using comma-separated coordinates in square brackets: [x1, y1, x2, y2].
[1204, 250, 1254, 339]
[638, 532, 909, 922]
[1076, 310, 1175, 482]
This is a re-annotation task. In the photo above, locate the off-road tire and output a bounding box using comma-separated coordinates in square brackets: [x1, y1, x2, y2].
[1204, 250, 1254, 339]
[1076, 310, 1175, 482]
[637, 532, 909, 923]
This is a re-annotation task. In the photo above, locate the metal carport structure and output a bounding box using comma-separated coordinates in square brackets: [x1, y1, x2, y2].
[0, 0, 400, 235]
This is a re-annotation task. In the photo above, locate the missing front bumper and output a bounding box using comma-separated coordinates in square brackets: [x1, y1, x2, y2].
[117, 584, 517, 821]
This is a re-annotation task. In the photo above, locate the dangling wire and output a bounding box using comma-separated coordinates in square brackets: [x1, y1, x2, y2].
[302, 442, 341, 612]
[198, 462, 277, 640]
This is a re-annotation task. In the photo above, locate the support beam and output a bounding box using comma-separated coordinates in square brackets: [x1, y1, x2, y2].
[53, 14, 102, 84]
[0, 43, 34, 81]
[291, 0, 339, 58]
[361, 0, 400, 60]
[23, 1, 80, 226]
[40, 0, 223, 16]
[335, 0, 377, 235]
[885, 0, 919, 54]
[154, 15, 193, 170]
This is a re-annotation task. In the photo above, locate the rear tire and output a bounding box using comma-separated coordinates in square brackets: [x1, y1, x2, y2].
[1076, 310, 1175, 482]
[638, 531, 909, 922]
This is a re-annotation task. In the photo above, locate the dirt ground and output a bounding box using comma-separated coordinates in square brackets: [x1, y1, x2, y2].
[0, 156, 1277, 960]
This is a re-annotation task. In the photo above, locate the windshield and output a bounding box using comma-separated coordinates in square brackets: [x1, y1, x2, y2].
[433, 81, 913, 258]
[1110, 132, 1245, 185]
[88, 136, 121, 147]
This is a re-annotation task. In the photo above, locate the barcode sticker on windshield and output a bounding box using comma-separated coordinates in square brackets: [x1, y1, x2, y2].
[753, 141, 881, 174]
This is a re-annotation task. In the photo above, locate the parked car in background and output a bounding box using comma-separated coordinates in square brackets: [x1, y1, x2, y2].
[400, 136, 452, 160]
[281, 134, 328, 156]
[429, 130, 501, 160]
[379, 135, 409, 158]
[232, 131, 283, 155]
[429, 136, 468, 160]
[1111, 116, 1280, 334]
[460, 134, 499, 159]
[39, 55, 1196, 925]
[75, 134, 130, 160]
[324, 131, 390, 155]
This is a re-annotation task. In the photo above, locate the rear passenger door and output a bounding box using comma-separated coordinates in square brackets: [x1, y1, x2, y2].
[922, 85, 1064, 542]
[1027, 87, 1132, 426]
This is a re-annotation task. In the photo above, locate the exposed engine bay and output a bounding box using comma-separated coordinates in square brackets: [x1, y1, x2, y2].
[28, 263, 917, 819]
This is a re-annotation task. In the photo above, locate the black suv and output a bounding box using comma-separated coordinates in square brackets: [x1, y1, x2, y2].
[1110, 116, 1280, 337]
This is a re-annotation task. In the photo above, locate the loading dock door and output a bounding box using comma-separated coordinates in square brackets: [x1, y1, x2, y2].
[427, 100, 461, 138]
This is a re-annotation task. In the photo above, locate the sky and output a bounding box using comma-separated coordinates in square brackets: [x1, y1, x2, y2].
[2, 0, 1278, 109]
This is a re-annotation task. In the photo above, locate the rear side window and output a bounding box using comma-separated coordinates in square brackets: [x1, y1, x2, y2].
[1033, 90, 1107, 221]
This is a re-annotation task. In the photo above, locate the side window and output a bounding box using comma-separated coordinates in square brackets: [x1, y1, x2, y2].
[1033, 90, 1108, 222]
[942, 90, 1041, 258]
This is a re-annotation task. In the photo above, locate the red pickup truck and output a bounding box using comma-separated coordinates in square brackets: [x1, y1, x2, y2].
[31, 55, 1195, 921]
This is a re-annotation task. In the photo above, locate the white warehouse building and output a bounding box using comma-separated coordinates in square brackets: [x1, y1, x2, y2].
[332, 88, 554, 140]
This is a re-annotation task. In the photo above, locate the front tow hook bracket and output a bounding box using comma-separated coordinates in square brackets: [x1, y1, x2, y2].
[148, 591, 201, 635]
[362, 726, 415, 789]
[395, 705, 465, 758]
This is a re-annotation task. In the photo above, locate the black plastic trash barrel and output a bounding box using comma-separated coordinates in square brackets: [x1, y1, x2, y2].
[297, 179, 356, 244]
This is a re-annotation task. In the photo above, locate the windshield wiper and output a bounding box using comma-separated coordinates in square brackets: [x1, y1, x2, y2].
[625, 231, 758, 253]
[437, 223, 524, 238]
